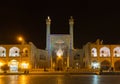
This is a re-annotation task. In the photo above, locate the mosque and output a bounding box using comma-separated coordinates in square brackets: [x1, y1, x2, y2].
[0, 16, 120, 72]
[45, 16, 83, 70]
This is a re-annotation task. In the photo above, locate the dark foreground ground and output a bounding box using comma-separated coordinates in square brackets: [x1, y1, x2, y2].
[1, 71, 120, 75]
[0, 74, 120, 84]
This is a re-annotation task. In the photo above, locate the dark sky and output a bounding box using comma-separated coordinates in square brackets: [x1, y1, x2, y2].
[0, 0, 120, 49]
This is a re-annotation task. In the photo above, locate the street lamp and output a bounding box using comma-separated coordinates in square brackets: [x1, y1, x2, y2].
[18, 36, 25, 45]
[17, 36, 25, 72]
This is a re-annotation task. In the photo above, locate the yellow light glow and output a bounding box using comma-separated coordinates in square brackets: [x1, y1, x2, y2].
[0, 62, 3, 66]
[20, 75, 27, 84]
[18, 37, 23, 42]
[56, 49, 63, 57]
[57, 55, 61, 58]
[17, 36, 25, 44]
[91, 62, 100, 69]
[21, 62, 29, 69]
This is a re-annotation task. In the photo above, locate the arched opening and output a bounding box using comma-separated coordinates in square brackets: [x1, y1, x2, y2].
[0, 47, 6, 57]
[9, 47, 20, 57]
[101, 60, 110, 70]
[9, 60, 19, 72]
[91, 48, 97, 57]
[56, 58, 63, 71]
[91, 60, 100, 69]
[114, 60, 120, 71]
[113, 47, 120, 57]
[52, 39, 68, 71]
[100, 47, 110, 57]
[23, 48, 29, 57]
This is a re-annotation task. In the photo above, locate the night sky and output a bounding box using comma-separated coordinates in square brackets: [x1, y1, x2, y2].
[0, 1, 120, 49]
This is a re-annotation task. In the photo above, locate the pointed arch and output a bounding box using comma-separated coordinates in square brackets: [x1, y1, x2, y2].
[0, 47, 6, 57]
[113, 47, 120, 57]
[22, 48, 29, 57]
[91, 48, 97, 57]
[9, 47, 20, 57]
[101, 60, 111, 70]
[100, 46, 110, 57]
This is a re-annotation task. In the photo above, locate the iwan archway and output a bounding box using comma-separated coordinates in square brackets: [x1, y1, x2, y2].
[46, 17, 74, 69]
[51, 39, 69, 71]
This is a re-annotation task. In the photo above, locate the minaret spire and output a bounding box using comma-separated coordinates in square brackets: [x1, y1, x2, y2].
[46, 16, 51, 50]
[69, 16, 74, 49]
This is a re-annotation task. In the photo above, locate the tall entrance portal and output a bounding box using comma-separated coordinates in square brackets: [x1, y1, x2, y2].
[50, 37, 70, 71]
[55, 56, 63, 71]
[46, 16, 74, 70]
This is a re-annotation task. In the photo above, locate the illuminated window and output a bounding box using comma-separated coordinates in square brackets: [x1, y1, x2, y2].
[0, 47, 6, 57]
[91, 48, 97, 57]
[100, 47, 110, 57]
[9, 47, 20, 57]
[113, 47, 120, 57]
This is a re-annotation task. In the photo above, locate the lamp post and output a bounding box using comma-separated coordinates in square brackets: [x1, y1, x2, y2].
[17, 36, 25, 72]
[17, 36, 29, 73]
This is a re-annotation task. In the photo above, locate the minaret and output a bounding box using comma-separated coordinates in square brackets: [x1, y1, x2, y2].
[69, 16, 74, 49]
[46, 16, 51, 50]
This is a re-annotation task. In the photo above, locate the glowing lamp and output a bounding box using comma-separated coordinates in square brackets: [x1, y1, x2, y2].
[18, 36, 25, 44]
[56, 49, 63, 57]
[21, 62, 29, 69]
[18, 37, 23, 41]
[91, 62, 100, 69]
